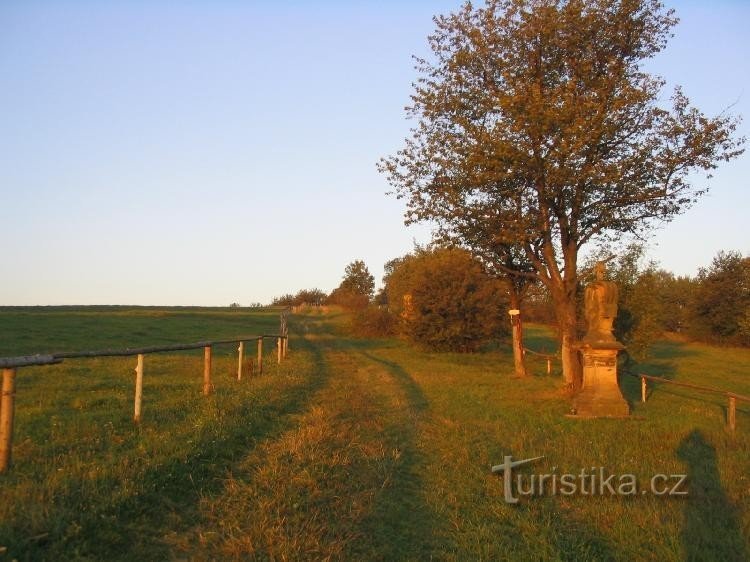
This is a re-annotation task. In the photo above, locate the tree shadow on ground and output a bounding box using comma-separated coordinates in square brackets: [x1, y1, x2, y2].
[677, 429, 748, 561]
[360, 351, 429, 412]
[343, 350, 437, 558]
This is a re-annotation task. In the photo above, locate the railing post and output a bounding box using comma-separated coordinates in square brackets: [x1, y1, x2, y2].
[0, 368, 17, 473]
[134, 354, 144, 423]
[728, 395, 736, 433]
[203, 346, 212, 396]
[641, 376, 647, 403]
[237, 341, 244, 381]
[277, 337, 282, 365]
[546, 358, 551, 375]
[257, 337, 263, 375]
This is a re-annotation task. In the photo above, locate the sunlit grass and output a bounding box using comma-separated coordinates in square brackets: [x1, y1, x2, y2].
[1, 308, 748, 559]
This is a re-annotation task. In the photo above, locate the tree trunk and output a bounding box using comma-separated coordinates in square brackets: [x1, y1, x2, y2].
[509, 290, 528, 378]
[554, 293, 582, 391]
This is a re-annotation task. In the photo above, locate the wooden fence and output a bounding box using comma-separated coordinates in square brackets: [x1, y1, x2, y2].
[522, 346, 556, 375]
[0, 311, 291, 473]
[631, 372, 749, 433]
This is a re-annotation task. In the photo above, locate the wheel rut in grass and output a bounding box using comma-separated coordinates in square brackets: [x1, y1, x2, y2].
[176, 320, 441, 560]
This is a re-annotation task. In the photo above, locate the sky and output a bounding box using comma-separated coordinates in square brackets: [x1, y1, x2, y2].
[1, 0, 748, 306]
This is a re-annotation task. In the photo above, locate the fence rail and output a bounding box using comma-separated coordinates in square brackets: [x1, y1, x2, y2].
[0, 310, 291, 473]
[630, 372, 750, 433]
[522, 346, 557, 374]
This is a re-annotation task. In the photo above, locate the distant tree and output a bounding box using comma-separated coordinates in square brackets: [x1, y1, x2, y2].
[379, 0, 744, 389]
[386, 247, 509, 352]
[229, 302, 241, 308]
[272, 293, 297, 306]
[340, 260, 375, 299]
[328, 260, 375, 310]
[659, 274, 696, 334]
[690, 251, 750, 344]
[294, 288, 327, 306]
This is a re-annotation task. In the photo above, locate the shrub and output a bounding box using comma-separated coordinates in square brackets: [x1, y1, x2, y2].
[385, 247, 508, 352]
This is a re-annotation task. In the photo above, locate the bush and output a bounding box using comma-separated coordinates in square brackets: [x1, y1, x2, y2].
[349, 306, 396, 338]
[385, 247, 508, 352]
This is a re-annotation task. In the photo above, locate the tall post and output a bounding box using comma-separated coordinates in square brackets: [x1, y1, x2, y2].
[237, 341, 244, 381]
[0, 368, 17, 473]
[508, 308, 527, 377]
[641, 376, 647, 403]
[257, 337, 263, 374]
[277, 337, 282, 365]
[728, 395, 737, 433]
[134, 354, 144, 423]
[203, 346, 212, 396]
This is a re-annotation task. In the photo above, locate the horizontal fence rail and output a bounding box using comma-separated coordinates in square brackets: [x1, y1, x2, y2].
[0, 309, 291, 473]
[522, 347, 557, 375]
[630, 372, 750, 433]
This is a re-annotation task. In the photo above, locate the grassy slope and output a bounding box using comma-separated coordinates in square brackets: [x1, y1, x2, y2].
[1, 307, 748, 560]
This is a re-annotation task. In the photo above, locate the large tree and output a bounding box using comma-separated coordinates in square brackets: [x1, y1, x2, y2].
[379, 0, 743, 389]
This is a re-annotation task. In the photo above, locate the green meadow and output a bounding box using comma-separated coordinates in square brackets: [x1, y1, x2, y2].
[0, 307, 748, 560]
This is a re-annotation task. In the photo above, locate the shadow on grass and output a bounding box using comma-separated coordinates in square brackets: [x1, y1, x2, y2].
[677, 430, 748, 561]
[345, 350, 436, 558]
[360, 351, 429, 412]
[4, 332, 329, 560]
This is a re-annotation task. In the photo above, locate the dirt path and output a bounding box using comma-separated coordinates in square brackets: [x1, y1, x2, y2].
[174, 314, 441, 559]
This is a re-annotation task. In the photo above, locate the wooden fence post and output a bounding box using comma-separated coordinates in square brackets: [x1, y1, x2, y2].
[277, 337, 282, 365]
[0, 368, 17, 473]
[203, 346, 212, 396]
[641, 376, 647, 403]
[546, 358, 551, 375]
[134, 354, 144, 423]
[257, 338, 263, 375]
[728, 395, 736, 433]
[237, 341, 244, 381]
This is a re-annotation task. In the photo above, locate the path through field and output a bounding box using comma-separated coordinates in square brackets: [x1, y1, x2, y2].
[1, 309, 749, 560]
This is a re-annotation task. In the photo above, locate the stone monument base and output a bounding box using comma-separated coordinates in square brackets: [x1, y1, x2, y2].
[572, 343, 629, 418]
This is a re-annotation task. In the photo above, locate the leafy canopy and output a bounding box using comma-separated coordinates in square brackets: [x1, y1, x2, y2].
[379, 0, 744, 288]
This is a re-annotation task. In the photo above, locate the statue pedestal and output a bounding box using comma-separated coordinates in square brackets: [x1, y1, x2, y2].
[573, 343, 629, 418]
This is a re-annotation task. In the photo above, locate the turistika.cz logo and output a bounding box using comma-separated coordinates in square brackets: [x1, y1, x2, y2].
[491, 456, 688, 504]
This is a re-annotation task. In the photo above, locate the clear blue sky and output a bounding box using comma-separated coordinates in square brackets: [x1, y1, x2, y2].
[1, 1, 748, 306]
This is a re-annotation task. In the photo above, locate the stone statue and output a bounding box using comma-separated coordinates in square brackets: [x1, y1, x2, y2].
[583, 261, 618, 344]
[572, 260, 629, 418]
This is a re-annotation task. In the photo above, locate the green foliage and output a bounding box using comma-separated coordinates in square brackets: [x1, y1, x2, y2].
[379, 0, 744, 384]
[272, 288, 327, 307]
[690, 251, 750, 345]
[340, 260, 375, 299]
[349, 306, 396, 338]
[385, 247, 509, 352]
[328, 260, 375, 310]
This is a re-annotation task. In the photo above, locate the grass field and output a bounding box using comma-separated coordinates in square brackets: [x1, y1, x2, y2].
[0, 307, 748, 560]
